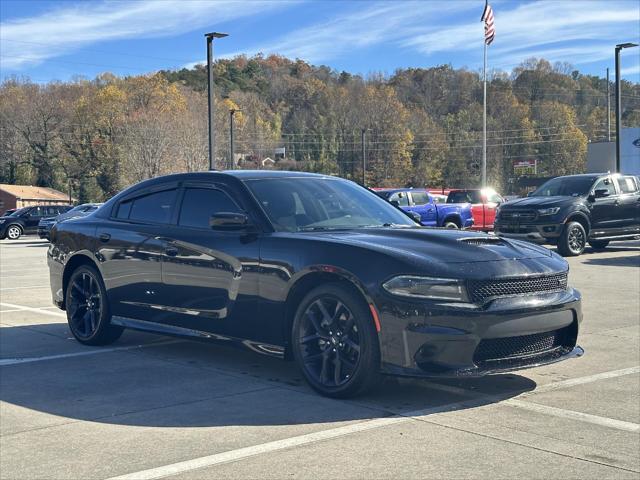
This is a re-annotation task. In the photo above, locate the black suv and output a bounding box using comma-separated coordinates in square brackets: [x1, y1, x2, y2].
[495, 173, 640, 256]
[0, 205, 72, 240]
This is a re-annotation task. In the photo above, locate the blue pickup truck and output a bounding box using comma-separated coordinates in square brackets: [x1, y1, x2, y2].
[375, 188, 474, 229]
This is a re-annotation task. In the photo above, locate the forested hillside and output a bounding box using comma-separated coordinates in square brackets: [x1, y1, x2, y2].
[1, 55, 639, 202]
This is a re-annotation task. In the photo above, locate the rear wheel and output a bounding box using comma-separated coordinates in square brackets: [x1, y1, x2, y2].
[589, 239, 610, 251]
[65, 265, 123, 346]
[6, 225, 22, 240]
[444, 220, 459, 229]
[557, 221, 586, 256]
[292, 283, 380, 398]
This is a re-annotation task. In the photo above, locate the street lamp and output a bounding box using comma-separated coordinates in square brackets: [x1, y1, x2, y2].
[615, 42, 638, 172]
[229, 108, 240, 170]
[205, 32, 228, 171]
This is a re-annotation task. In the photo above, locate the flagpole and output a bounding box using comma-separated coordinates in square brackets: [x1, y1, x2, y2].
[482, 40, 487, 188]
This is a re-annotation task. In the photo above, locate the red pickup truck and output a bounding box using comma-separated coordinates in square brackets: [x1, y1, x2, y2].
[446, 188, 504, 232]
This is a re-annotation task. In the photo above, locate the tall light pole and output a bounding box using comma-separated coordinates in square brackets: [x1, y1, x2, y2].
[606, 67, 611, 142]
[205, 32, 228, 171]
[615, 42, 638, 172]
[229, 108, 240, 170]
[361, 128, 367, 186]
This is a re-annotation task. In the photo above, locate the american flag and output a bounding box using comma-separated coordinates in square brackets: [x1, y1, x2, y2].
[481, 1, 495, 45]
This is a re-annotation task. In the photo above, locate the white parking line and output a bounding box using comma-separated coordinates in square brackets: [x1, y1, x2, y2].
[521, 366, 640, 396]
[0, 340, 183, 366]
[1, 306, 58, 314]
[0, 285, 50, 291]
[0, 302, 66, 318]
[105, 365, 640, 480]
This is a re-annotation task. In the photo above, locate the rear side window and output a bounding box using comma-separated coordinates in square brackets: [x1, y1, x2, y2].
[616, 176, 638, 194]
[410, 191, 430, 205]
[117, 189, 177, 224]
[178, 188, 242, 229]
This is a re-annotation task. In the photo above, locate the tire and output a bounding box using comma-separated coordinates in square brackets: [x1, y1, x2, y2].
[5, 224, 22, 240]
[65, 265, 123, 346]
[589, 240, 610, 251]
[292, 283, 381, 398]
[444, 220, 459, 229]
[557, 221, 586, 256]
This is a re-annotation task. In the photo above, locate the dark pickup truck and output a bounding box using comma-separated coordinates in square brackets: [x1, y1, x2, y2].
[495, 173, 640, 256]
[376, 188, 474, 228]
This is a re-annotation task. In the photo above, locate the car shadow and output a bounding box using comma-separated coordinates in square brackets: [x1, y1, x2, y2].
[0, 323, 537, 429]
[582, 255, 640, 268]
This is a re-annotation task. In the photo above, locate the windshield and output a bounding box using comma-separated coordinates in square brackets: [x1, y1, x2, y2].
[245, 177, 417, 232]
[532, 176, 597, 197]
[447, 191, 481, 203]
[8, 208, 28, 217]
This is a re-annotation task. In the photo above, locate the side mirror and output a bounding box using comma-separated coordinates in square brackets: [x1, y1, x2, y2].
[526, 191, 534, 197]
[594, 189, 610, 199]
[390, 200, 400, 207]
[210, 212, 251, 229]
[408, 211, 422, 223]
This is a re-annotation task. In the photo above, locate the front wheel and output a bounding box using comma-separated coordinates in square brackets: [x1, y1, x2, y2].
[292, 283, 380, 398]
[65, 265, 123, 346]
[589, 239, 610, 251]
[557, 221, 586, 256]
[444, 221, 459, 229]
[5, 225, 22, 240]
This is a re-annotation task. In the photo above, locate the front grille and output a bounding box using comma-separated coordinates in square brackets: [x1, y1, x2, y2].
[497, 225, 535, 234]
[473, 324, 575, 365]
[467, 272, 568, 304]
[499, 210, 537, 222]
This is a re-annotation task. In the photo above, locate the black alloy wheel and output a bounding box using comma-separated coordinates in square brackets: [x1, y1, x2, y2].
[557, 221, 586, 256]
[292, 283, 380, 398]
[66, 265, 123, 345]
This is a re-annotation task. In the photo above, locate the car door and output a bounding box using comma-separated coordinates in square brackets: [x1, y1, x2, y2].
[614, 175, 640, 234]
[407, 191, 437, 226]
[158, 183, 261, 341]
[589, 176, 620, 236]
[23, 206, 43, 233]
[96, 185, 178, 322]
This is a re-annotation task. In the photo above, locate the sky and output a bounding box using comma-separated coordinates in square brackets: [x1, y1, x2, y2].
[1, 0, 639, 84]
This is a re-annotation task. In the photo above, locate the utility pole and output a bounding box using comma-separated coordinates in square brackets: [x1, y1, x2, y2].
[229, 109, 239, 170]
[615, 42, 638, 172]
[606, 68, 611, 141]
[361, 129, 367, 186]
[205, 32, 228, 171]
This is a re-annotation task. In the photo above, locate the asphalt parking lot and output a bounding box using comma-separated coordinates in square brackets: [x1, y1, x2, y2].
[0, 237, 638, 480]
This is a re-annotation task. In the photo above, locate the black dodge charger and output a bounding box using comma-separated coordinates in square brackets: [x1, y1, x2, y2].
[48, 171, 583, 397]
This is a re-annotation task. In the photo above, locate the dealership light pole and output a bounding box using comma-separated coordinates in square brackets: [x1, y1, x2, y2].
[229, 108, 240, 170]
[615, 42, 638, 172]
[606, 67, 611, 141]
[205, 32, 228, 171]
[361, 128, 367, 186]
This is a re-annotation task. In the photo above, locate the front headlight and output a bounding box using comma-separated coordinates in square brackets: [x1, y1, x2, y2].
[382, 276, 469, 302]
[537, 207, 560, 216]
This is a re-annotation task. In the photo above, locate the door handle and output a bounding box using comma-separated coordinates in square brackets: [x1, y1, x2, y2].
[164, 246, 179, 257]
[98, 233, 110, 243]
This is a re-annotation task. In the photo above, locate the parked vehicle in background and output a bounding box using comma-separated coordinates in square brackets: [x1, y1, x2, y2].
[494, 173, 640, 256]
[48, 171, 582, 398]
[376, 188, 473, 228]
[0, 204, 72, 240]
[38, 203, 103, 240]
[431, 193, 448, 204]
[447, 188, 504, 232]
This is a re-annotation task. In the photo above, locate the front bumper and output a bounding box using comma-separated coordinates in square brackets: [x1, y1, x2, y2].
[494, 222, 563, 244]
[377, 288, 582, 378]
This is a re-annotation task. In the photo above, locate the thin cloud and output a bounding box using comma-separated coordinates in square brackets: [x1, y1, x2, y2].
[0, 0, 295, 70]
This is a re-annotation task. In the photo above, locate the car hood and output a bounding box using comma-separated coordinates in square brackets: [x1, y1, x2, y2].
[502, 196, 582, 208]
[317, 227, 552, 264]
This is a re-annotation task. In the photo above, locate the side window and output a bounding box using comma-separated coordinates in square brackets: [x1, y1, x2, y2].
[487, 192, 503, 203]
[410, 191, 430, 206]
[389, 192, 409, 207]
[178, 188, 242, 229]
[616, 176, 638, 194]
[118, 189, 177, 224]
[30, 207, 43, 217]
[593, 177, 616, 196]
